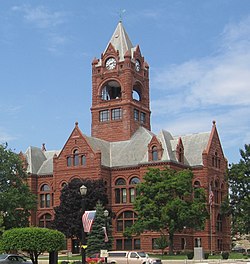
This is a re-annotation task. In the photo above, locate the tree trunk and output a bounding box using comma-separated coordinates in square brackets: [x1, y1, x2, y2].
[169, 232, 174, 255]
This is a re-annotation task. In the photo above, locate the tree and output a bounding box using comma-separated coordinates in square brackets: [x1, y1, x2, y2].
[0, 143, 36, 230]
[228, 144, 250, 235]
[86, 201, 112, 256]
[154, 234, 169, 256]
[125, 167, 208, 254]
[52, 178, 108, 240]
[0, 227, 65, 264]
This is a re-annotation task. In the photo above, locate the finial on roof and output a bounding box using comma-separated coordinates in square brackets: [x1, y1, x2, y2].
[41, 143, 46, 152]
[119, 9, 126, 22]
[212, 120, 216, 126]
[75, 121, 78, 127]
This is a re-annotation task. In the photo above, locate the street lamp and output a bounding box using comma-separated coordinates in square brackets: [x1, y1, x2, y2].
[104, 210, 109, 264]
[80, 185, 87, 264]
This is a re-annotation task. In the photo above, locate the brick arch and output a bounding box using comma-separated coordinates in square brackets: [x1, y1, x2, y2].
[99, 79, 123, 101]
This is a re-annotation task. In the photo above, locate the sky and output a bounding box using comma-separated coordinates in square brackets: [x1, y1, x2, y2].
[1, 0, 250, 165]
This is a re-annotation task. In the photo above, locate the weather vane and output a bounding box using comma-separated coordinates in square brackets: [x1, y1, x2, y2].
[119, 9, 126, 22]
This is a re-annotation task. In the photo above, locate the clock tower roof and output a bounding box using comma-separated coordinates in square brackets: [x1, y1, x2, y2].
[104, 21, 134, 61]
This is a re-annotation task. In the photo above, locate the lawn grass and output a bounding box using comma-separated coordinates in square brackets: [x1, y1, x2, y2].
[39, 252, 247, 261]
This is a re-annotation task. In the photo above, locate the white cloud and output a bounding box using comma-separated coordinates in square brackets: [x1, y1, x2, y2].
[12, 5, 65, 29]
[152, 15, 250, 111]
[151, 16, 250, 163]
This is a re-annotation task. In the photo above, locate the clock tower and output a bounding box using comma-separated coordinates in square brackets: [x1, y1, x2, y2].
[91, 22, 151, 142]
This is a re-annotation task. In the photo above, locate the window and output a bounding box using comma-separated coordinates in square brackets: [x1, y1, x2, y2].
[152, 146, 158, 161]
[81, 155, 86, 166]
[217, 239, 223, 251]
[101, 80, 121, 100]
[181, 238, 186, 250]
[116, 211, 138, 232]
[67, 156, 71, 167]
[115, 238, 140, 250]
[40, 184, 51, 208]
[39, 213, 52, 228]
[112, 108, 122, 120]
[115, 178, 127, 204]
[140, 112, 146, 124]
[212, 152, 221, 168]
[100, 110, 109, 122]
[134, 109, 139, 121]
[129, 177, 140, 203]
[217, 214, 222, 232]
[73, 149, 79, 166]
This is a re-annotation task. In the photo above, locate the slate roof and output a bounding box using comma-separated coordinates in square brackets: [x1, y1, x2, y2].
[25, 126, 210, 176]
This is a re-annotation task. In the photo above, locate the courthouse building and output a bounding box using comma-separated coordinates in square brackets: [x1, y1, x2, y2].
[23, 22, 231, 253]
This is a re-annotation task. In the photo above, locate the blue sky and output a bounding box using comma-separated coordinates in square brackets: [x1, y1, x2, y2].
[1, 0, 250, 164]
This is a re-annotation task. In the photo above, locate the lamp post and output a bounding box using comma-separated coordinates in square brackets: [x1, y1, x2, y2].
[104, 209, 109, 264]
[80, 185, 87, 264]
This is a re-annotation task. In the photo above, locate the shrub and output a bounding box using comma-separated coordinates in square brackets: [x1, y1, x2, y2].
[187, 251, 194, 259]
[221, 252, 229, 259]
[61, 261, 70, 264]
[204, 252, 209, 259]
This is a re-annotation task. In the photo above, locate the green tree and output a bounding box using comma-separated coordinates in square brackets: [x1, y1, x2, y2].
[52, 178, 108, 240]
[86, 201, 112, 255]
[0, 227, 65, 264]
[154, 234, 169, 256]
[228, 144, 250, 235]
[0, 143, 36, 230]
[125, 167, 208, 254]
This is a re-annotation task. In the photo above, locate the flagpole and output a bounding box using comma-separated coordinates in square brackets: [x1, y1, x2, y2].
[210, 203, 212, 255]
[80, 185, 87, 264]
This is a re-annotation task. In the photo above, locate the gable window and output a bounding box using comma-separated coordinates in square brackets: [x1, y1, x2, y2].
[112, 108, 122, 120]
[81, 155, 86, 166]
[73, 149, 79, 166]
[100, 110, 109, 122]
[152, 146, 158, 161]
[67, 156, 71, 167]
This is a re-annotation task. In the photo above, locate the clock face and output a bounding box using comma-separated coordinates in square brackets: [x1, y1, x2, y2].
[135, 59, 141, 72]
[105, 57, 116, 70]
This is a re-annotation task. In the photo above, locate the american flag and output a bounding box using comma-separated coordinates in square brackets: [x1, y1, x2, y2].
[82, 211, 96, 233]
[209, 189, 214, 205]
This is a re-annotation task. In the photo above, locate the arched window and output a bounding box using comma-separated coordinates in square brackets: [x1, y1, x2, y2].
[115, 178, 126, 204]
[61, 182, 67, 189]
[152, 146, 158, 161]
[132, 85, 141, 101]
[73, 149, 79, 166]
[39, 213, 52, 228]
[129, 177, 140, 203]
[116, 211, 138, 232]
[40, 184, 52, 208]
[101, 80, 121, 100]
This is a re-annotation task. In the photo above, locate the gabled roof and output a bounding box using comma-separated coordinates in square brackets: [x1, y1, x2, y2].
[25, 146, 59, 175]
[104, 21, 134, 61]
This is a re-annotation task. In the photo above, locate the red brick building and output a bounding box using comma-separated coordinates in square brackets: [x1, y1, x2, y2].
[24, 22, 231, 253]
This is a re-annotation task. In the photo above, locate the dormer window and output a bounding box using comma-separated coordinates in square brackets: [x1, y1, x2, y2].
[152, 146, 158, 161]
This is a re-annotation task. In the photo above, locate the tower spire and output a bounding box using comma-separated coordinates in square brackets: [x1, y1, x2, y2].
[104, 21, 133, 61]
